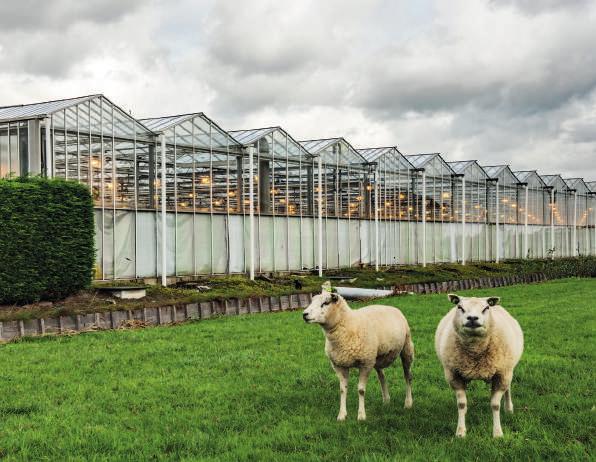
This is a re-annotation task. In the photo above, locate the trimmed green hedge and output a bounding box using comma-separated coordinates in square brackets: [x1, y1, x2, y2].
[0, 177, 95, 305]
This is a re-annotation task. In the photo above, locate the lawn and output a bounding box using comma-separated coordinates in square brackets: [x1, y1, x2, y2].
[0, 278, 593, 461]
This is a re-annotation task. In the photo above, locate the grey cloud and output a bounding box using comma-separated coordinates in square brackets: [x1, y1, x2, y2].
[0, 0, 145, 31]
[491, 0, 594, 15]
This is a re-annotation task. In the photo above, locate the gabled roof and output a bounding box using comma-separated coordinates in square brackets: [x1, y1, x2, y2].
[357, 146, 413, 171]
[514, 170, 547, 188]
[564, 178, 590, 194]
[482, 164, 518, 185]
[299, 137, 367, 167]
[0, 94, 100, 123]
[541, 174, 569, 192]
[447, 160, 488, 180]
[228, 126, 311, 159]
[228, 127, 278, 145]
[140, 113, 208, 132]
[140, 112, 240, 149]
[586, 181, 596, 192]
[405, 153, 455, 176]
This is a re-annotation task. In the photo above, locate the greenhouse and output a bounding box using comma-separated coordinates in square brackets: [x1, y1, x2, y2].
[448, 160, 489, 263]
[357, 146, 413, 266]
[405, 153, 455, 265]
[0, 93, 594, 282]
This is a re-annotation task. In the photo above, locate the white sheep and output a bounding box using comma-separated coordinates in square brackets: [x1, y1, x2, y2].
[435, 294, 524, 438]
[303, 284, 414, 421]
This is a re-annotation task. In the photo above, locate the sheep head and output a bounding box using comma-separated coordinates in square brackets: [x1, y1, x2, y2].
[302, 283, 343, 327]
[448, 293, 500, 337]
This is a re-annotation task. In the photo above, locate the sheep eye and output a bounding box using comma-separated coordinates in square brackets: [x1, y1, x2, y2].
[482, 306, 489, 313]
[457, 305, 465, 313]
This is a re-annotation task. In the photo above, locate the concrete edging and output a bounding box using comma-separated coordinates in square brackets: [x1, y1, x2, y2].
[0, 273, 549, 342]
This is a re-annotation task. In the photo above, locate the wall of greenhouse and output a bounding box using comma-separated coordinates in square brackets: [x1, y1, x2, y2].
[0, 94, 595, 282]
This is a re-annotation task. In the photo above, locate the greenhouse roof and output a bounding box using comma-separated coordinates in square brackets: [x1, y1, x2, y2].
[564, 178, 590, 194]
[482, 164, 518, 185]
[514, 170, 547, 188]
[357, 147, 413, 170]
[0, 94, 156, 138]
[405, 153, 454, 176]
[140, 112, 240, 150]
[229, 126, 311, 160]
[541, 174, 569, 192]
[448, 160, 488, 180]
[0, 94, 99, 123]
[587, 181, 596, 192]
[299, 137, 367, 167]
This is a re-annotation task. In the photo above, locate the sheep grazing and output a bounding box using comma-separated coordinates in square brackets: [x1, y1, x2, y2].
[435, 294, 524, 438]
[303, 283, 414, 421]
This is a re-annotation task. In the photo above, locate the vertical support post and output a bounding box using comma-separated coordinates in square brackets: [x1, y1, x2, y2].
[524, 185, 529, 258]
[550, 188, 555, 260]
[421, 171, 427, 267]
[160, 134, 167, 286]
[248, 146, 255, 281]
[375, 168, 380, 271]
[573, 191, 578, 256]
[461, 176, 466, 265]
[44, 117, 52, 177]
[317, 155, 323, 277]
[495, 181, 500, 263]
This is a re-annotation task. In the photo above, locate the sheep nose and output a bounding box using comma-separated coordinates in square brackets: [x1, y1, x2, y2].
[302, 312, 309, 320]
[467, 315, 479, 322]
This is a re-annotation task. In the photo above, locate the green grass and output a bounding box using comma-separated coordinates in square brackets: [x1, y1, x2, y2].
[0, 278, 593, 461]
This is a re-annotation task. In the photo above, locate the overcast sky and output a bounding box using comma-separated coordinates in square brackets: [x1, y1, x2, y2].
[1, 0, 595, 180]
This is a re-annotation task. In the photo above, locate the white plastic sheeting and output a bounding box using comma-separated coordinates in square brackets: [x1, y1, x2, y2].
[94, 209, 596, 279]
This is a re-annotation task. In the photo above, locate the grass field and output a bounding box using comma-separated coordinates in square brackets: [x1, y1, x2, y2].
[0, 278, 593, 461]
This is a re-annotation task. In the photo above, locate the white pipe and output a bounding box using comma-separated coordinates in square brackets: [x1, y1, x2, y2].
[160, 134, 167, 286]
[317, 156, 323, 277]
[524, 185, 529, 258]
[551, 188, 555, 259]
[461, 176, 466, 265]
[375, 169, 380, 271]
[335, 286, 393, 300]
[495, 182, 500, 263]
[421, 171, 427, 267]
[248, 146, 255, 280]
[573, 191, 578, 256]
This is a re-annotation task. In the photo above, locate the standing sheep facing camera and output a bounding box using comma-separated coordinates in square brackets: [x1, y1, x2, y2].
[303, 284, 414, 421]
[435, 294, 524, 438]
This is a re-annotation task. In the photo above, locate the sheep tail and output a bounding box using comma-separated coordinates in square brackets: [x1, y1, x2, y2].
[400, 329, 414, 382]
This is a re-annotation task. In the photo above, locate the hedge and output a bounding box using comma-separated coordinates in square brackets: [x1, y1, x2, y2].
[0, 177, 95, 305]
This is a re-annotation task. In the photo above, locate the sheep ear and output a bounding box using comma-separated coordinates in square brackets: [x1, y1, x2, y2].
[487, 297, 500, 307]
[448, 293, 460, 305]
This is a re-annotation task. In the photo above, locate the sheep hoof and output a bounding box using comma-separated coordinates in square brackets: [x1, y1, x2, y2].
[383, 397, 390, 404]
[357, 412, 366, 421]
[455, 427, 466, 438]
[505, 404, 514, 413]
[404, 398, 413, 409]
[493, 429, 504, 438]
[337, 413, 347, 422]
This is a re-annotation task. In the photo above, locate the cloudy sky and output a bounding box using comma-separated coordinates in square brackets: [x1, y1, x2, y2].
[1, 0, 595, 180]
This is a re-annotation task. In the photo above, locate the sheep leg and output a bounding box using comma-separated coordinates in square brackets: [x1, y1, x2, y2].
[454, 388, 468, 437]
[490, 381, 507, 438]
[333, 365, 349, 421]
[447, 372, 467, 437]
[357, 367, 372, 421]
[504, 386, 513, 413]
[376, 368, 390, 403]
[400, 347, 413, 409]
